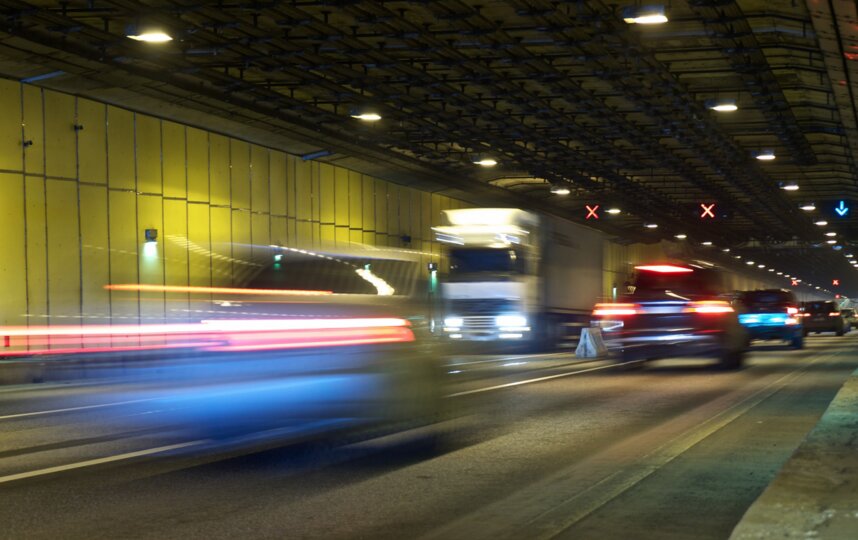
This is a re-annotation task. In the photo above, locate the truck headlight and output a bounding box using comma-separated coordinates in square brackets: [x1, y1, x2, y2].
[496, 314, 527, 328]
[444, 317, 463, 329]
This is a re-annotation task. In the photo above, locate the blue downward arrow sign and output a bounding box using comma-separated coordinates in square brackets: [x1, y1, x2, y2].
[836, 200, 849, 217]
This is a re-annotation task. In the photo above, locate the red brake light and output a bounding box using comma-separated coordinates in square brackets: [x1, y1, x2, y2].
[787, 307, 798, 315]
[634, 265, 694, 273]
[686, 301, 734, 314]
[593, 303, 638, 316]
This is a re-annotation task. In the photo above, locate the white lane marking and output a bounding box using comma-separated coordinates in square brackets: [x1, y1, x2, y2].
[0, 398, 156, 421]
[445, 360, 642, 397]
[0, 440, 206, 485]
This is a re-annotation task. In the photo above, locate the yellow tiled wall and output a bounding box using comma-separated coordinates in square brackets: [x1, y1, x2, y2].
[0, 80, 459, 325]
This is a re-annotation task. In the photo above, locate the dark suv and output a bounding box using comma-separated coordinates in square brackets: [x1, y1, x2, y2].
[801, 301, 849, 336]
[735, 289, 803, 349]
[592, 263, 747, 369]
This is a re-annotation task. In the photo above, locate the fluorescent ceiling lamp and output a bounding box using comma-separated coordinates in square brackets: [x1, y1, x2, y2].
[781, 183, 799, 191]
[826, 231, 837, 237]
[706, 98, 737, 112]
[623, 5, 668, 24]
[722, 248, 730, 252]
[606, 207, 622, 215]
[755, 150, 776, 161]
[777, 272, 783, 275]
[550, 184, 571, 195]
[815, 220, 828, 226]
[800, 203, 816, 211]
[350, 107, 382, 121]
[734, 255, 742, 259]
[472, 156, 498, 167]
[827, 240, 837, 244]
[644, 223, 658, 229]
[758, 264, 766, 268]
[746, 260, 755, 265]
[128, 31, 173, 42]
[846, 254, 854, 258]
[674, 233, 687, 239]
[702, 241, 713, 246]
[768, 268, 775, 272]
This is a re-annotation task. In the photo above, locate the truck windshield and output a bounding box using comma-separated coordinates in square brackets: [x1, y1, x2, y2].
[449, 248, 523, 274]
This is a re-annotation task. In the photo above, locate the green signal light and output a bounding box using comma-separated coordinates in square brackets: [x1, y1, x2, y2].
[274, 253, 283, 262]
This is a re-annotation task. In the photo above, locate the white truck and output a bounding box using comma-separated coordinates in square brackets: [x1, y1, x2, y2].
[433, 208, 604, 349]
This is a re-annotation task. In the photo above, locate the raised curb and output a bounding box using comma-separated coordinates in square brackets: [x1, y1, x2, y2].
[731, 369, 858, 539]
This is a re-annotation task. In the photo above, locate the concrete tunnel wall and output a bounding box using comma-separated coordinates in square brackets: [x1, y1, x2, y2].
[0, 77, 783, 327]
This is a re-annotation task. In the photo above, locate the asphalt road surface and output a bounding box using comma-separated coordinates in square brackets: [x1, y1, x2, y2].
[1, 334, 856, 540]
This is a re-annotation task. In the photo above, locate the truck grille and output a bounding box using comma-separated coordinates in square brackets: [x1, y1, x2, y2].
[462, 316, 496, 330]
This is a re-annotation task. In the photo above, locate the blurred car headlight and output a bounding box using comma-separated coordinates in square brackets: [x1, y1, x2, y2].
[444, 317, 464, 329]
[496, 314, 527, 328]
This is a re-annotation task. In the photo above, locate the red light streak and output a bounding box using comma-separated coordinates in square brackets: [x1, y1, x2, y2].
[0, 318, 412, 357]
[634, 265, 694, 273]
[700, 203, 715, 219]
[586, 205, 600, 220]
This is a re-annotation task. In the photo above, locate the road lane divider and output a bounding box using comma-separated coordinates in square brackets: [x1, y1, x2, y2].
[0, 440, 206, 485]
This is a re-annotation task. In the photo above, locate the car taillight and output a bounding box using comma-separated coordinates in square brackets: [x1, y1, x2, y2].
[829, 312, 841, 317]
[787, 307, 798, 315]
[686, 301, 734, 314]
[593, 303, 638, 316]
[798, 313, 810, 317]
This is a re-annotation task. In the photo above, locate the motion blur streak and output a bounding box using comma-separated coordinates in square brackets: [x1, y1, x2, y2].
[204, 326, 414, 352]
[105, 283, 333, 296]
[0, 318, 413, 356]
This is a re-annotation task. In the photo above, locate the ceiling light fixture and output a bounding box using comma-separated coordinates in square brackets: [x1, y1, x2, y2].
[826, 231, 837, 237]
[706, 98, 738, 112]
[622, 5, 669, 24]
[674, 233, 687, 239]
[755, 149, 776, 161]
[781, 182, 799, 191]
[471, 156, 498, 167]
[746, 260, 755, 265]
[815, 220, 828, 226]
[800, 203, 816, 211]
[827, 239, 837, 244]
[722, 248, 731, 252]
[349, 105, 382, 122]
[644, 223, 659, 229]
[702, 241, 713, 246]
[126, 21, 173, 43]
[550, 184, 571, 195]
[606, 207, 622, 215]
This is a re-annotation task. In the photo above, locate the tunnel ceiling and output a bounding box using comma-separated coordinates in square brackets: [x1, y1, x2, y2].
[1, 0, 858, 295]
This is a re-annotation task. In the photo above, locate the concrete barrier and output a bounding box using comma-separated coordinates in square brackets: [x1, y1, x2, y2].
[731, 369, 858, 539]
[575, 327, 608, 358]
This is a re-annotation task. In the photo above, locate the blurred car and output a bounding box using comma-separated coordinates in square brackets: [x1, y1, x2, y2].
[592, 263, 747, 369]
[2, 247, 449, 444]
[735, 289, 803, 349]
[801, 301, 849, 336]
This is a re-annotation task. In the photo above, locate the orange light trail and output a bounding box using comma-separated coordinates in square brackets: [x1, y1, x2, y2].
[105, 284, 333, 296]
